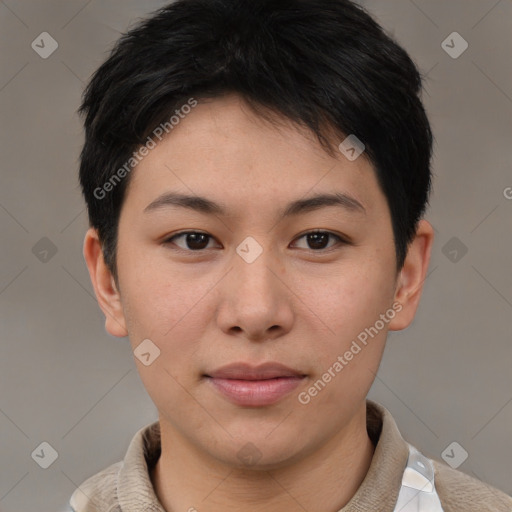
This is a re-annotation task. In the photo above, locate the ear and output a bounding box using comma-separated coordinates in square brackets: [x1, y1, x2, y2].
[388, 219, 434, 331]
[83, 227, 128, 337]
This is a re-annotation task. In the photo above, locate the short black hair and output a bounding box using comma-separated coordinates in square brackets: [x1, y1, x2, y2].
[78, 0, 434, 284]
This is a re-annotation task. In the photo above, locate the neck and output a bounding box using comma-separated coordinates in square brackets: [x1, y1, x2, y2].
[151, 403, 375, 512]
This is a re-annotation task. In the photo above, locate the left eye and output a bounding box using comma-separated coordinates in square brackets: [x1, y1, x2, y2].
[163, 230, 345, 252]
[292, 230, 345, 251]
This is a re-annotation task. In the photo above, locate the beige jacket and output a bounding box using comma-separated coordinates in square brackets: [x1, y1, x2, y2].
[69, 400, 512, 511]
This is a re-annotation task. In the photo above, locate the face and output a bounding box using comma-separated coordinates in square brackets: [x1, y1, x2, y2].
[86, 94, 429, 469]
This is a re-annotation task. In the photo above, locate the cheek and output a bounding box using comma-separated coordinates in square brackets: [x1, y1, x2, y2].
[301, 260, 395, 338]
[118, 247, 209, 355]
[119, 266, 212, 412]
[296, 272, 391, 410]
[293, 256, 395, 390]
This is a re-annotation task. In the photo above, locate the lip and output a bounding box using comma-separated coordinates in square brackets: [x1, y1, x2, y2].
[204, 362, 306, 407]
[206, 362, 305, 380]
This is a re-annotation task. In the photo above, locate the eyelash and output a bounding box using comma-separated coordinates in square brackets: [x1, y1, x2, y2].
[162, 230, 349, 253]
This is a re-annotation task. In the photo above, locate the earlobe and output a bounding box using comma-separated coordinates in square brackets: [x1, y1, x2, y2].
[388, 219, 434, 331]
[82, 227, 128, 338]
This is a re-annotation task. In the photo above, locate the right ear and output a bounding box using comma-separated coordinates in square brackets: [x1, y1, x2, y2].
[82, 227, 128, 337]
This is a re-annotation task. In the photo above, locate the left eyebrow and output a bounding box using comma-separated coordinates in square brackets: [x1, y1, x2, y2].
[280, 192, 366, 217]
[143, 191, 366, 217]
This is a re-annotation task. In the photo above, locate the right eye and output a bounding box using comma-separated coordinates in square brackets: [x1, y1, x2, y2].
[162, 231, 221, 252]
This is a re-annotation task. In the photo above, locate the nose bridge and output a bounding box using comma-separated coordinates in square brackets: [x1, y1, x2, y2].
[216, 235, 293, 339]
[233, 235, 281, 308]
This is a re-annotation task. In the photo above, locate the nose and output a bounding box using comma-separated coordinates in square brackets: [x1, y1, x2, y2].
[215, 243, 294, 342]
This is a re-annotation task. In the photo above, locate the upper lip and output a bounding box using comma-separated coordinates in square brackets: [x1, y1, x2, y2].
[205, 362, 305, 380]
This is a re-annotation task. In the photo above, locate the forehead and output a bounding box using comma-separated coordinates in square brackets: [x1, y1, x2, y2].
[122, 94, 385, 219]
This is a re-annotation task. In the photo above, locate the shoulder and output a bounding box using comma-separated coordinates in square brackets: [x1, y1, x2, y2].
[69, 461, 122, 512]
[433, 459, 512, 512]
[68, 420, 161, 511]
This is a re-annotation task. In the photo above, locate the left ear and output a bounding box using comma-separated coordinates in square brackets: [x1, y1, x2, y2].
[388, 219, 434, 331]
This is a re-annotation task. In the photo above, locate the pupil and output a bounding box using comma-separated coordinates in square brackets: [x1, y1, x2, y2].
[187, 233, 208, 250]
[308, 233, 327, 249]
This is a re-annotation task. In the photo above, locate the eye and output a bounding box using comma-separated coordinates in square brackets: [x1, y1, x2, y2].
[163, 229, 348, 253]
[163, 231, 219, 251]
[291, 230, 346, 251]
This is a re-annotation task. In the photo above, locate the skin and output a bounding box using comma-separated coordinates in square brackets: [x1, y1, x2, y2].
[84, 93, 434, 512]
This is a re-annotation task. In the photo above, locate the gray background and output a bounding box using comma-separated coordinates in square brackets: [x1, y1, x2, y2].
[0, 1, 511, 511]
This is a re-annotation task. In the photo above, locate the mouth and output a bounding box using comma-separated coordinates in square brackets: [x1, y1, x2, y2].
[204, 362, 307, 407]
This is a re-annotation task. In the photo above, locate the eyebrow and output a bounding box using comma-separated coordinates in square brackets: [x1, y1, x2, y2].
[143, 191, 366, 218]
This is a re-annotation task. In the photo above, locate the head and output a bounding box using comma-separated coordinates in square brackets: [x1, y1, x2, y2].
[81, 0, 434, 468]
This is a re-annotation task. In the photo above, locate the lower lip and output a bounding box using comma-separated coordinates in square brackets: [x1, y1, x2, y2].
[206, 376, 305, 407]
